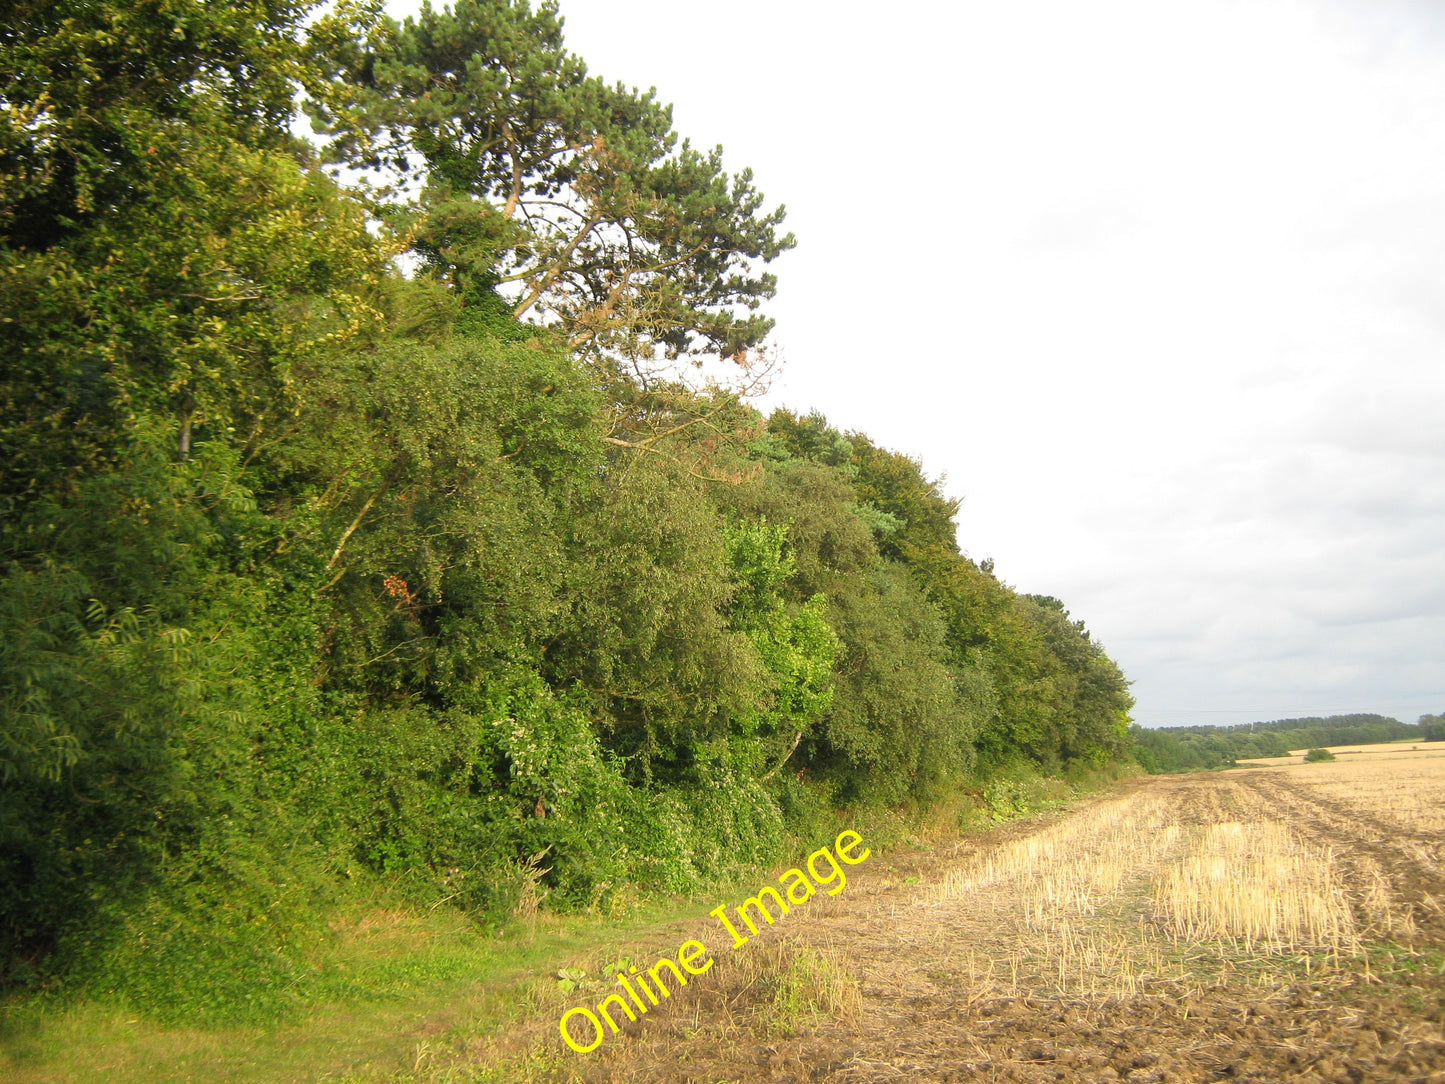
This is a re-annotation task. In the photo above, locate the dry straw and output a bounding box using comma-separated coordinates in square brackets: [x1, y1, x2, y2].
[1151, 821, 1358, 956]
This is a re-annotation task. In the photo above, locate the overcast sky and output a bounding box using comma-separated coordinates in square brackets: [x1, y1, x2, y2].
[390, 0, 1445, 729]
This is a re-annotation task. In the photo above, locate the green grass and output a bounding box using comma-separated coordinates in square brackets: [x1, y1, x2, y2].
[0, 768, 1119, 1083]
[0, 897, 700, 1084]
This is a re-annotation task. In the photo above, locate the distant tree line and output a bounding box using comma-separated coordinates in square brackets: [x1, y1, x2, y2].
[1131, 713, 1435, 773]
[0, 0, 1133, 1018]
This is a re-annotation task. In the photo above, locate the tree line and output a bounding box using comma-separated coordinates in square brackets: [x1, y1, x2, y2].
[1130, 713, 1436, 773]
[1416, 713, 1445, 742]
[0, 0, 1132, 1017]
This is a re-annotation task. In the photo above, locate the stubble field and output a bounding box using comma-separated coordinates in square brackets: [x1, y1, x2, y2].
[479, 749, 1445, 1083]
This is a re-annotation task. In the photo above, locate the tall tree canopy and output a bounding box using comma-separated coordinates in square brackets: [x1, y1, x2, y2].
[309, 0, 794, 368]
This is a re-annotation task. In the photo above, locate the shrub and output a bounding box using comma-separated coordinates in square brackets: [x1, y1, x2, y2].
[1304, 747, 1336, 762]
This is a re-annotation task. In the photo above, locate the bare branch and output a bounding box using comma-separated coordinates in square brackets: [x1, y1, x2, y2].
[324, 487, 381, 571]
[502, 123, 524, 219]
[760, 732, 803, 780]
[512, 211, 603, 319]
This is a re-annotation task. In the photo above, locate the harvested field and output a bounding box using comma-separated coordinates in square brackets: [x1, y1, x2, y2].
[474, 759, 1445, 1083]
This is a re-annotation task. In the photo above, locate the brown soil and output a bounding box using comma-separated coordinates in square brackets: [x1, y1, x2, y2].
[511, 772, 1445, 1084]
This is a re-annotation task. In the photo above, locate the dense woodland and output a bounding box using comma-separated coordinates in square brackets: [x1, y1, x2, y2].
[0, 0, 1136, 1016]
[1131, 713, 1441, 773]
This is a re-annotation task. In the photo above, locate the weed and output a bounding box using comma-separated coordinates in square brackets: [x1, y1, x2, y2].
[765, 946, 860, 1037]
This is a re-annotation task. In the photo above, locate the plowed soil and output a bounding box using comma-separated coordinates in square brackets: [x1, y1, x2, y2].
[504, 765, 1445, 1084]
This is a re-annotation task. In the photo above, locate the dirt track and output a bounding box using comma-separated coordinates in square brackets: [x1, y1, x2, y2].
[531, 769, 1445, 1084]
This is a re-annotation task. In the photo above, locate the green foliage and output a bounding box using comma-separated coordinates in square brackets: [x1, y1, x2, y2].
[724, 519, 839, 774]
[976, 768, 1074, 822]
[1, 0, 1137, 1024]
[1133, 714, 1421, 773]
[554, 966, 587, 994]
[540, 456, 760, 780]
[1304, 747, 1336, 762]
[309, 0, 794, 363]
[0, 430, 268, 969]
[1, 0, 383, 505]
[0, 0, 336, 247]
[761, 409, 1132, 782]
[819, 562, 972, 803]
